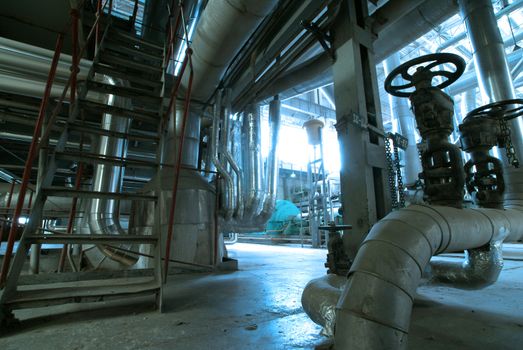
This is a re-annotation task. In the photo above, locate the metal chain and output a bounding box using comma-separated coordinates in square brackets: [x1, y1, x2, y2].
[499, 118, 520, 168]
[385, 134, 398, 209]
[393, 143, 405, 208]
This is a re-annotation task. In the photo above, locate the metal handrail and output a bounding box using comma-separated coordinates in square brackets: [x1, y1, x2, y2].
[0, 0, 112, 285]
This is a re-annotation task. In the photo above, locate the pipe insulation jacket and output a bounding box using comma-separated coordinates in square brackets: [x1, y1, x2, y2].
[332, 204, 523, 349]
[181, 0, 278, 101]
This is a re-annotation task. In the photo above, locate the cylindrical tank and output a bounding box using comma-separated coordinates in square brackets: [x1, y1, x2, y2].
[303, 119, 324, 145]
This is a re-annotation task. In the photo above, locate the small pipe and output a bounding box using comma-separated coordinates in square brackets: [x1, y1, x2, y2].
[211, 91, 234, 219]
[222, 89, 244, 219]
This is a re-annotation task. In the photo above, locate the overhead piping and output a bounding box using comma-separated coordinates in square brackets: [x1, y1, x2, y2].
[181, 0, 278, 102]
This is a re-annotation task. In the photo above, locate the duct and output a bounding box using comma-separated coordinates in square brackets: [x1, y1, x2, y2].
[301, 274, 346, 337]
[383, 54, 422, 186]
[241, 104, 264, 220]
[221, 90, 244, 219]
[211, 93, 234, 220]
[332, 204, 523, 350]
[458, 0, 523, 160]
[181, 0, 278, 101]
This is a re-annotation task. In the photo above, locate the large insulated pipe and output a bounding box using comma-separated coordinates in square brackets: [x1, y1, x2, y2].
[255, 96, 281, 222]
[458, 0, 523, 160]
[242, 104, 264, 219]
[181, 0, 278, 101]
[333, 205, 523, 349]
[383, 54, 422, 186]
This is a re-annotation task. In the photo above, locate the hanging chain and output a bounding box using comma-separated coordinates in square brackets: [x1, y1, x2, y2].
[499, 118, 520, 168]
[393, 142, 405, 208]
[385, 134, 398, 209]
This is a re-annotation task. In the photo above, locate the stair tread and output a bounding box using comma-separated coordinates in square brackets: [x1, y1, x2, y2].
[78, 99, 160, 123]
[7, 280, 160, 307]
[100, 52, 163, 73]
[43, 187, 157, 201]
[25, 233, 159, 244]
[104, 41, 163, 63]
[66, 121, 159, 142]
[93, 63, 162, 89]
[86, 81, 162, 102]
[109, 28, 163, 51]
[55, 151, 159, 168]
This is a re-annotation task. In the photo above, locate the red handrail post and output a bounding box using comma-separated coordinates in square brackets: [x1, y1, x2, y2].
[95, 0, 102, 53]
[164, 48, 194, 283]
[0, 34, 64, 286]
[70, 8, 80, 110]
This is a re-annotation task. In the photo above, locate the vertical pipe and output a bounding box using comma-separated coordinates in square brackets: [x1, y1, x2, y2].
[383, 53, 422, 186]
[0, 34, 63, 285]
[458, 0, 523, 159]
[131, 0, 140, 30]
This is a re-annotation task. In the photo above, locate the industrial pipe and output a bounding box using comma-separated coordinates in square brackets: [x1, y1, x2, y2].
[241, 104, 265, 220]
[254, 96, 281, 224]
[181, 0, 278, 101]
[221, 90, 244, 219]
[332, 205, 523, 349]
[211, 92, 234, 220]
[458, 0, 523, 160]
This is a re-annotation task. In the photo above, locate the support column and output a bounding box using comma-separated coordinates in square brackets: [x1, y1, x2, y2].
[383, 53, 422, 186]
[332, 0, 391, 260]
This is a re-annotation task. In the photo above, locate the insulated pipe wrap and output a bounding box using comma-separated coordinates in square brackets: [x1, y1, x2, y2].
[182, 0, 278, 101]
[333, 205, 522, 350]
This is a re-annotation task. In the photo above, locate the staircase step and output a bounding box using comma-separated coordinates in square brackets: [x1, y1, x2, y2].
[6, 280, 160, 309]
[93, 63, 162, 89]
[25, 233, 159, 244]
[55, 151, 158, 169]
[66, 121, 159, 142]
[100, 52, 163, 75]
[86, 81, 162, 105]
[109, 28, 163, 52]
[104, 40, 164, 65]
[18, 269, 156, 286]
[78, 99, 160, 123]
[43, 187, 157, 201]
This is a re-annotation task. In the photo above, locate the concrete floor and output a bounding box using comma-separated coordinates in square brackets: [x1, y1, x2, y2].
[1, 243, 523, 349]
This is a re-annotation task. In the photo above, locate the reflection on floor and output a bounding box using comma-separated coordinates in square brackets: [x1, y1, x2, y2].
[1, 243, 523, 349]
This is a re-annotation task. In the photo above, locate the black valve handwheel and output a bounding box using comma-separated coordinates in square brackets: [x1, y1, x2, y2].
[384, 53, 466, 97]
[465, 99, 523, 121]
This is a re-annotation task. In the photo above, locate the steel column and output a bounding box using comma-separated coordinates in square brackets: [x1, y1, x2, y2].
[331, 0, 390, 260]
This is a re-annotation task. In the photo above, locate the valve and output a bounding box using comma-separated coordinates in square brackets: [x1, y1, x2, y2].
[384, 53, 466, 207]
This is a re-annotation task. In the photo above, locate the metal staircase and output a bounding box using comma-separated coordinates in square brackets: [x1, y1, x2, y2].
[0, 13, 169, 330]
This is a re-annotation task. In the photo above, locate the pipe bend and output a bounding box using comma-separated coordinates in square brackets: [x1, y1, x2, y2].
[331, 205, 522, 350]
